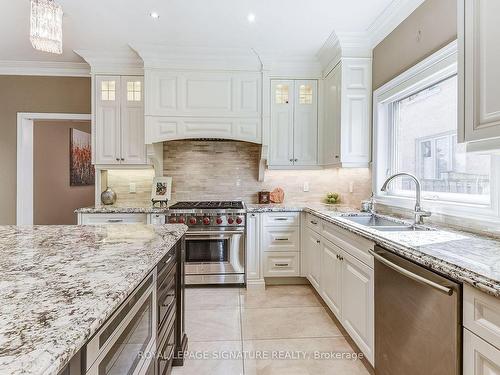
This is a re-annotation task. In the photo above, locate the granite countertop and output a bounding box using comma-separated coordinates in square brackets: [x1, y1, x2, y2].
[0, 224, 188, 375]
[249, 203, 500, 297]
[75, 203, 170, 214]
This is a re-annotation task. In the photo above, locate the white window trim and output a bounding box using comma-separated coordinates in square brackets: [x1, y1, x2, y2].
[372, 40, 500, 222]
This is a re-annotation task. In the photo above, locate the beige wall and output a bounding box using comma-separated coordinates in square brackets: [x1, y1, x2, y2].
[0, 75, 91, 224]
[161, 140, 371, 207]
[33, 121, 94, 225]
[372, 0, 457, 90]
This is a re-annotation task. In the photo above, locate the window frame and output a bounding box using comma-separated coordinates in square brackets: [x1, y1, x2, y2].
[373, 40, 500, 221]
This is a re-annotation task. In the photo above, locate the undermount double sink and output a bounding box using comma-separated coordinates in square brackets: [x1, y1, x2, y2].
[342, 215, 432, 232]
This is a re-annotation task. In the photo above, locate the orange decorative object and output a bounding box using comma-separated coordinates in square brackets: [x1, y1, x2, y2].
[270, 187, 285, 203]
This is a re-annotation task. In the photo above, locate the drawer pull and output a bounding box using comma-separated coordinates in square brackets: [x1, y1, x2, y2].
[107, 219, 123, 223]
[162, 293, 175, 307]
[274, 263, 290, 267]
[274, 218, 288, 221]
[316, 240, 321, 244]
[310, 220, 318, 225]
[164, 255, 174, 265]
[275, 238, 289, 241]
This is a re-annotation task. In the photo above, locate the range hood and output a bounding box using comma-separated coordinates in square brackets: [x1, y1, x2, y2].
[130, 45, 264, 146]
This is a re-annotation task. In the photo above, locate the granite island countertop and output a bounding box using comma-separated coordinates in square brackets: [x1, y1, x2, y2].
[0, 224, 188, 375]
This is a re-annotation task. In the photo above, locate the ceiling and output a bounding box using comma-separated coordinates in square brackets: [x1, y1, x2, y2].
[0, 0, 396, 64]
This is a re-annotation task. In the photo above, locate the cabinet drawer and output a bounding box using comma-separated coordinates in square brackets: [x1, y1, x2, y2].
[322, 221, 374, 268]
[80, 213, 147, 225]
[464, 284, 500, 349]
[262, 227, 299, 252]
[262, 212, 300, 226]
[464, 328, 500, 375]
[263, 252, 300, 277]
[305, 213, 321, 233]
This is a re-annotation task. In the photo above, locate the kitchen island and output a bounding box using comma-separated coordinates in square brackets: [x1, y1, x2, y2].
[0, 224, 188, 375]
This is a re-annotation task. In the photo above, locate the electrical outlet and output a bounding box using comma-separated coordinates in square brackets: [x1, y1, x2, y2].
[129, 182, 136, 194]
[303, 182, 309, 192]
[349, 182, 354, 193]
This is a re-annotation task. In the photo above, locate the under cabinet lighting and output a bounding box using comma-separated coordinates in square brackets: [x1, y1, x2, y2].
[247, 13, 256, 23]
[150, 12, 160, 20]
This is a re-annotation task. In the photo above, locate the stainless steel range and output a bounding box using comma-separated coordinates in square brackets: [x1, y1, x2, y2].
[167, 201, 246, 286]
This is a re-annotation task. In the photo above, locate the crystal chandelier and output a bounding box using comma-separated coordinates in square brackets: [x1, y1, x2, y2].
[30, 0, 63, 54]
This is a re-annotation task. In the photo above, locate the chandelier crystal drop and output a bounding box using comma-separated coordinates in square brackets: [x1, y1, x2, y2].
[30, 0, 63, 54]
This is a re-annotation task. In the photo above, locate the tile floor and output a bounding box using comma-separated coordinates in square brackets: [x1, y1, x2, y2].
[172, 285, 370, 375]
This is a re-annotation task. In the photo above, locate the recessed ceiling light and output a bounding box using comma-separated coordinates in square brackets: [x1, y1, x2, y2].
[247, 13, 256, 23]
[150, 12, 160, 20]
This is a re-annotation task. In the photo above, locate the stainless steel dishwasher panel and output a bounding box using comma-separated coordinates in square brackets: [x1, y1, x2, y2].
[373, 246, 461, 375]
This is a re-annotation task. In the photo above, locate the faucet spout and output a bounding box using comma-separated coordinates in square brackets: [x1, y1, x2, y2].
[380, 172, 431, 225]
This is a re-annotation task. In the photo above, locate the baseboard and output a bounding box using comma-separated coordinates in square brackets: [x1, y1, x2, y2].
[263, 276, 309, 285]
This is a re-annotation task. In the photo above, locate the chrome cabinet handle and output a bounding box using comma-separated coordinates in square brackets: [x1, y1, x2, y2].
[369, 250, 453, 295]
[275, 263, 290, 267]
[310, 220, 318, 225]
[335, 155, 339, 159]
[115, 158, 120, 161]
[107, 219, 123, 223]
[294, 158, 298, 162]
[275, 238, 289, 241]
[161, 293, 175, 307]
[289, 158, 294, 162]
[274, 218, 288, 221]
[316, 240, 321, 244]
[121, 158, 125, 161]
[164, 255, 174, 265]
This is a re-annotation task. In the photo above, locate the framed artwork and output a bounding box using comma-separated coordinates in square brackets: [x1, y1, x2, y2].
[70, 128, 95, 186]
[151, 176, 172, 202]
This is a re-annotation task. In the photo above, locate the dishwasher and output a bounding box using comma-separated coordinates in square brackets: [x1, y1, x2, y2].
[371, 245, 461, 375]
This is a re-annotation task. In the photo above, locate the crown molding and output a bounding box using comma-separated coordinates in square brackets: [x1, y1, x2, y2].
[367, 0, 426, 48]
[0, 60, 90, 77]
[130, 44, 262, 72]
[259, 53, 323, 78]
[74, 49, 144, 75]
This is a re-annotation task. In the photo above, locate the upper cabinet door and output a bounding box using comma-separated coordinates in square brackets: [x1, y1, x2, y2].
[269, 80, 294, 166]
[95, 76, 121, 164]
[323, 66, 342, 165]
[460, 0, 500, 143]
[293, 80, 318, 166]
[121, 77, 147, 164]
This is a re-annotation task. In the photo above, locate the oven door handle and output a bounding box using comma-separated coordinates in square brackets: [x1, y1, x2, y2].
[187, 231, 244, 236]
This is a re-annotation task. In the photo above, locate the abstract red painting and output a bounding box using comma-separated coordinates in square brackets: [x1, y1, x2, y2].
[70, 128, 95, 186]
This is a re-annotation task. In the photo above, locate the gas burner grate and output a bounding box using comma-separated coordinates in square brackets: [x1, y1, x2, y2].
[169, 201, 244, 210]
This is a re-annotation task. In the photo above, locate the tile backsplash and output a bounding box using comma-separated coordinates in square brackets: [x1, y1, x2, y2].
[106, 169, 155, 205]
[162, 140, 372, 207]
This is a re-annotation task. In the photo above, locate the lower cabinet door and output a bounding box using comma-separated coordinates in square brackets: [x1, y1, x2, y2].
[304, 228, 321, 290]
[341, 251, 374, 365]
[263, 252, 299, 277]
[320, 239, 342, 319]
[464, 328, 500, 375]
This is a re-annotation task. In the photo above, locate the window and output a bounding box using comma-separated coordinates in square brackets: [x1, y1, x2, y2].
[391, 75, 491, 205]
[127, 81, 141, 101]
[299, 84, 313, 104]
[275, 84, 289, 104]
[101, 80, 116, 101]
[374, 41, 499, 218]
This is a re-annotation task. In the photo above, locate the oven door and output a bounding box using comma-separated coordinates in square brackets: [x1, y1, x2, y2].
[185, 230, 245, 285]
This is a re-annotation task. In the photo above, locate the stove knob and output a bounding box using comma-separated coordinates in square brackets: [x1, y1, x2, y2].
[236, 217, 243, 224]
[216, 217, 223, 225]
[189, 217, 197, 225]
[227, 217, 234, 224]
[178, 216, 185, 224]
[203, 217, 210, 225]
[169, 216, 177, 223]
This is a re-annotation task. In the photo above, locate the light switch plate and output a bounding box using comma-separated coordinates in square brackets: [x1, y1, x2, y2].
[129, 182, 136, 193]
[303, 182, 309, 192]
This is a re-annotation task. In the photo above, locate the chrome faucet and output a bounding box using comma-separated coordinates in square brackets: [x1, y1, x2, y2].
[380, 173, 431, 225]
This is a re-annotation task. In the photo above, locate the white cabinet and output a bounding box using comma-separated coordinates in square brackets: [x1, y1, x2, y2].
[148, 214, 166, 225]
[304, 227, 321, 290]
[78, 213, 147, 225]
[269, 80, 318, 167]
[459, 0, 500, 146]
[246, 213, 264, 286]
[95, 76, 147, 165]
[320, 239, 342, 319]
[340, 250, 374, 364]
[321, 58, 371, 167]
[302, 212, 374, 365]
[261, 212, 301, 278]
[464, 328, 500, 375]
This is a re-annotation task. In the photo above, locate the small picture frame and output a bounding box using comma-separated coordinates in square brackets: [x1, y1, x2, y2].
[151, 176, 172, 203]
